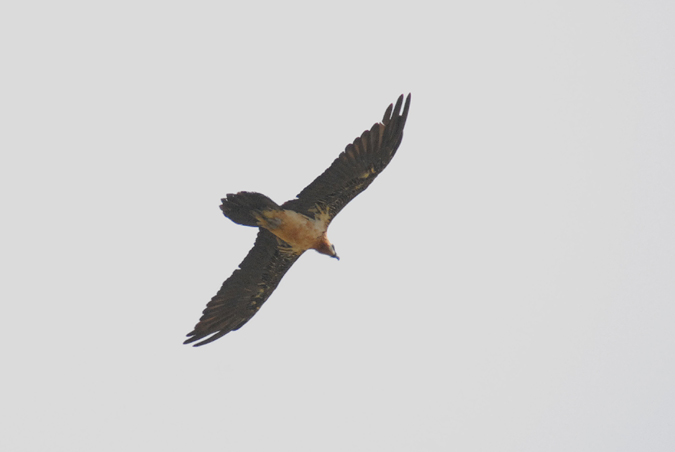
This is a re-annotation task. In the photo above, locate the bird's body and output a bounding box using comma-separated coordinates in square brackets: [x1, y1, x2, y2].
[240, 197, 334, 256]
[185, 94, 411, 346]
[263, 210, 334, 256]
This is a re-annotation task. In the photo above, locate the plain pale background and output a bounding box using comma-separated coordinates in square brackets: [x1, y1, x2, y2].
[2, 1, 674, 451]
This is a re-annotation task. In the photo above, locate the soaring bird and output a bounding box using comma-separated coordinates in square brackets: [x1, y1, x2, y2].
[184, 94, 411, 346]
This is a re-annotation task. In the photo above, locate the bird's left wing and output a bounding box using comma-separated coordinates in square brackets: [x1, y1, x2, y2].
[184, 229, 303, 346]
[282, 94, 411, 221]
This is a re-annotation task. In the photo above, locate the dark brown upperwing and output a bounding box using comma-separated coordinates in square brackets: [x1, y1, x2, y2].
[184, 229, 303, 346]
[282, 94, 411, 220]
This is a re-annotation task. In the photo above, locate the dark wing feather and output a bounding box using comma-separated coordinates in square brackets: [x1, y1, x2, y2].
[282, 94, 411, 220]
[184, 229, 303, 346]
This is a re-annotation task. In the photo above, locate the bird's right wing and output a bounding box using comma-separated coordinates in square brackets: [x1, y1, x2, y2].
[184, 229, 303, 346]
[282, 94, 410, 222]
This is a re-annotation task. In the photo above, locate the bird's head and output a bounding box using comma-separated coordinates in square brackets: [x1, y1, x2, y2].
[315, 237, 339, 260]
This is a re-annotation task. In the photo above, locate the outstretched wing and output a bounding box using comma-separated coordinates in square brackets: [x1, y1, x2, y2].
[282, 94, 411, 220]
[184, 229, 303, 346]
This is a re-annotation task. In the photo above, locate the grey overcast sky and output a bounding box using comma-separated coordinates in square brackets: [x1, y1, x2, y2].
[2, 1, 674, 451]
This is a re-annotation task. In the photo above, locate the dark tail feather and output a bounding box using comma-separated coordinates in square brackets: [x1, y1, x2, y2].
[220, 192, 281, 227]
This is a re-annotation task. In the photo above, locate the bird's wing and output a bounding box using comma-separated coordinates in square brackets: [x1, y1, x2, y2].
[184, 229, 303, 346]
[282, 94, 411, 221]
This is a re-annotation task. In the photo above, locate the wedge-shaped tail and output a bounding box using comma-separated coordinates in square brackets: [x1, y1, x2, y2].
[220, 192, 281, 227]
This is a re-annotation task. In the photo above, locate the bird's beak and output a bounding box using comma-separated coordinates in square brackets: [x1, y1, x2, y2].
[334, 254, 340, 261]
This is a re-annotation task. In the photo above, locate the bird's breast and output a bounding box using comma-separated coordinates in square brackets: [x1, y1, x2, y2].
[260, 209, 328, 252]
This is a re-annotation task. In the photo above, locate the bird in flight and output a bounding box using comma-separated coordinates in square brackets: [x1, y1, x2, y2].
[184, 94, 411, 346]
